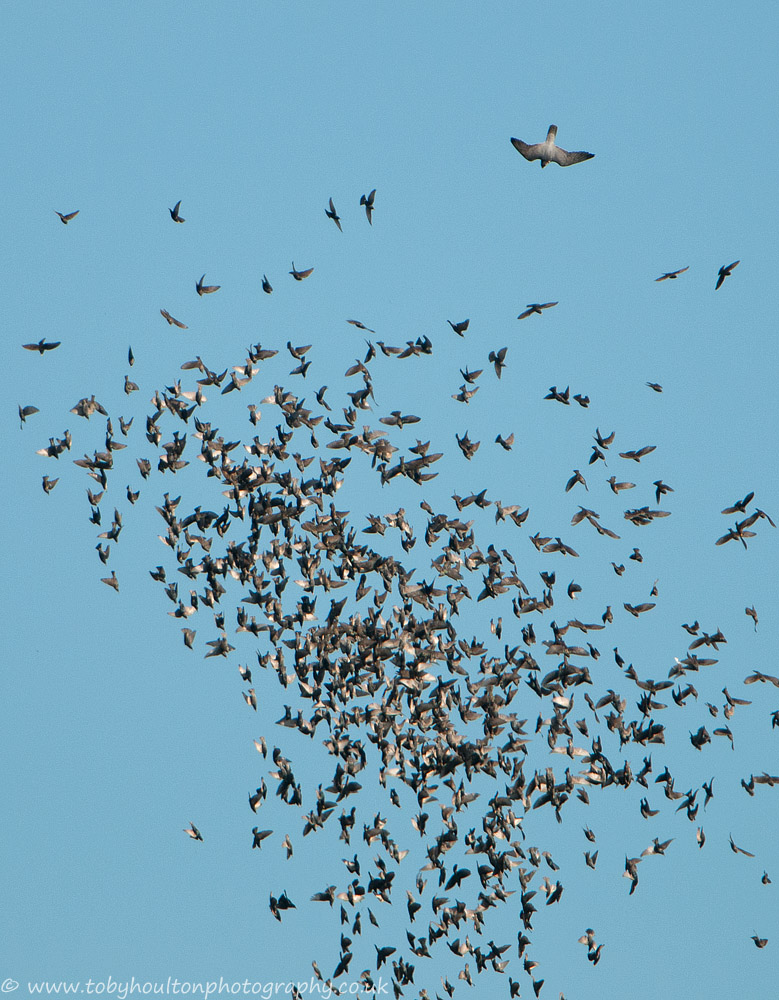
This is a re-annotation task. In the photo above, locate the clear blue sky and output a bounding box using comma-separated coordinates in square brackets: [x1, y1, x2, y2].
[4, 3, 779, 999]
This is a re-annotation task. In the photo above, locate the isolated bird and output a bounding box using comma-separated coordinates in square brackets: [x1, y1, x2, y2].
[169, 200, 185, 223]
[23, 339, 61, 353]
[55, 210, 79, 224]
[518, 302, 558, 320]
[511, 126, 594, 167]
[184, 822, 203, 842]
[715, 260, 739, 290]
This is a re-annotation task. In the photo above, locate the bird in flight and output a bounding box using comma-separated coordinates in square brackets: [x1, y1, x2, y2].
[290, 262, 314, 280]
[23, 339, 61, 353]
[655, 267, 689, 281]
[518, 302, 557, 320]
[160, 309, 188, 329]
[360, 189, 376, 224]
[184, 822, 203, 842]
[261, 275, 273, 294]
[716, 260, 739, 290]
[448, 319, 469, 336]
[55, 210, 79, 224]
[325, 198, 342, 232]
[511, 126, 594, 168]
[169, 200, 185, 223]
[196, 274, 221, 295]
[18, 404, 40, 426]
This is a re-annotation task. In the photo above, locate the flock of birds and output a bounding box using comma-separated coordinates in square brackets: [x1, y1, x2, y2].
[21, 127, 775, 999]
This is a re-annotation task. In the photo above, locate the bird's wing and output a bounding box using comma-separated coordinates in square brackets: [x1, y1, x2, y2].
[511, 138, 543, 161]
[553, 147, 595, 166]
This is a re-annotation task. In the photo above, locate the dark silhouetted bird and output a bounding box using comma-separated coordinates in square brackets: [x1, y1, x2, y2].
[715, 260, 739, 290]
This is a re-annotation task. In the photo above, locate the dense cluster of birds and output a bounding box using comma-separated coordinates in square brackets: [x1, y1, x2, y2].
[21, 135, 774, 999]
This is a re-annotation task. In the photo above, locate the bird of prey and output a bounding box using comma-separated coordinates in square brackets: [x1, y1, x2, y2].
[325, 198, 342, 231]
[169, 200, 185, 223]
[655, 267, 689, 281]
[261, 274, 273, 294]
[160, 309, 188, 329]
[518, 302, 558, 320]
[23, 339, 61, 353]
[290, 262, 314, 280]
[511, 126, 594, 168]
[184, 822, 203, 842]
[196, 274, 221, 295]
[360, 189, 376, 224]
[55, 210, 79, 224]
[716, 260, 739, 290]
